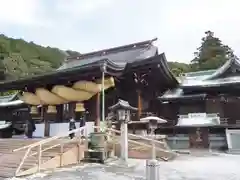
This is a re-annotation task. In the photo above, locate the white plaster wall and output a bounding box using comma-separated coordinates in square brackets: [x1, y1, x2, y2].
[33, 122, 95, 137]
[225, 129, 240, 149]
[33, 124, 45, 137]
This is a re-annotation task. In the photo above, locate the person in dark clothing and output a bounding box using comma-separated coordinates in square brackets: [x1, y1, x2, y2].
[25, 119, 36, 138]
[79, 112, 86, 137]
[69, 118, 76, 139]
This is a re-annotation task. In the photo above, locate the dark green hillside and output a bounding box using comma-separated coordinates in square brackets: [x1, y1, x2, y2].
[0, 34, 66, 80]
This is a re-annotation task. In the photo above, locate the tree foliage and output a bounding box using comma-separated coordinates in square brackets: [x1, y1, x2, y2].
[168, 30, 237, 76]
[0, 34, 67, 80]
[168, 62, 189, 76]
[190, 30, 235, 71]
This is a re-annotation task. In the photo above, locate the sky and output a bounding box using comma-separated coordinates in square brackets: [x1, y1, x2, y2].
[0, 0, 240, 63]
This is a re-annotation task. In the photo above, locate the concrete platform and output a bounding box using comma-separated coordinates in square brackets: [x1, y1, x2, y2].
[20, 152, 240, 180]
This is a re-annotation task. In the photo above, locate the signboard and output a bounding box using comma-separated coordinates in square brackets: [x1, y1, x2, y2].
[188, 113, 207, 119]
[177, 113, 220, 127]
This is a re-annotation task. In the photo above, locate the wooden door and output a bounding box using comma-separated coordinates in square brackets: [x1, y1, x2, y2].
[189, 127, 209, 149]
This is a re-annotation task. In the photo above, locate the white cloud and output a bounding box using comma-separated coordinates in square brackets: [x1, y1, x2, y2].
[55, 0, 113, 16]
[151, 0, 240, 62]
[0, 0, 39, 25]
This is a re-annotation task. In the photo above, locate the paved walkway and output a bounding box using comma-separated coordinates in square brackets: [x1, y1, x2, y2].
[9, 152, 240, 180]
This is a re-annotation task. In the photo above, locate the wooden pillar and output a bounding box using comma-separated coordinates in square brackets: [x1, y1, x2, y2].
[69, 102, 75, 119]
[95, 92, 100, 132]
[137, 90, 142, 120]
[40, 105, 44, 122]
[56, 105, 63, 123]
[45, 105, 57, 137]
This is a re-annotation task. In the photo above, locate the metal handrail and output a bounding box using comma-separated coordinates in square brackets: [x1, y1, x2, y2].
[14, 126, 86, 176]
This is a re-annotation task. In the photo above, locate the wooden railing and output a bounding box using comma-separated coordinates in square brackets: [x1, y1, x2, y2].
[13, 124, 175, 177]
[94, 126, 175, 161]
[13, 126, 87, 177]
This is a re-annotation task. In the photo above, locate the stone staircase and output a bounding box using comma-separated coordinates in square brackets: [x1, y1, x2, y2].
[0, 139, 40, 179]
[0, 138, 85, 179]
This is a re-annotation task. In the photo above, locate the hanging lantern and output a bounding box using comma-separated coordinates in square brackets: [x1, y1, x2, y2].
[75, 103, 85, 112]
[30, 106, 38, 114]
[47, 105, 57, 114]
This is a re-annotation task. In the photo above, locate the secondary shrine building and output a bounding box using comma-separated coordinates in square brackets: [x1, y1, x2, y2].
[157, 57, 240, 151]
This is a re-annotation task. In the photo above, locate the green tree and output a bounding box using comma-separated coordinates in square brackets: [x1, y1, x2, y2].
[168, 62, 190, 76]
[3, 53, 29, 79]
[191, 30, 235, 71]
[0, 34, 81, 80]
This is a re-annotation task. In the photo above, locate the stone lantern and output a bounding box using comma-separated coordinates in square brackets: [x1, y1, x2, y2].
[140, 116, 167, 159]
[109, 99, 137, 162]
[140, 116, 167, 180]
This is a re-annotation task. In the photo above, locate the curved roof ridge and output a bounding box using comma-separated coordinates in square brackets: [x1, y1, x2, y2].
[204, 57, 238, 80]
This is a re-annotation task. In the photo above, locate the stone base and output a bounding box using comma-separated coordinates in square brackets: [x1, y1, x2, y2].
[83, 150, 110, 163]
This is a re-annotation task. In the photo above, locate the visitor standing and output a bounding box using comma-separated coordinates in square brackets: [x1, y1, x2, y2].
[69, 118, 76, 139]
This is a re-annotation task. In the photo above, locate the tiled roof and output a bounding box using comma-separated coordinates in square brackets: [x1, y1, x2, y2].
[58, 39, 158, 70]
[180, 57, 240, 88]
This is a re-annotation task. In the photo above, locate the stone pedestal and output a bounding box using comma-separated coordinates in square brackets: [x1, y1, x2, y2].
[84, 132, 108, 163]
[120, 121, 128, 162]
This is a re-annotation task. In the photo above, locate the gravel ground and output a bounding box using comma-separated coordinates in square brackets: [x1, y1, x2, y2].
[10, 152, 240, 180]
